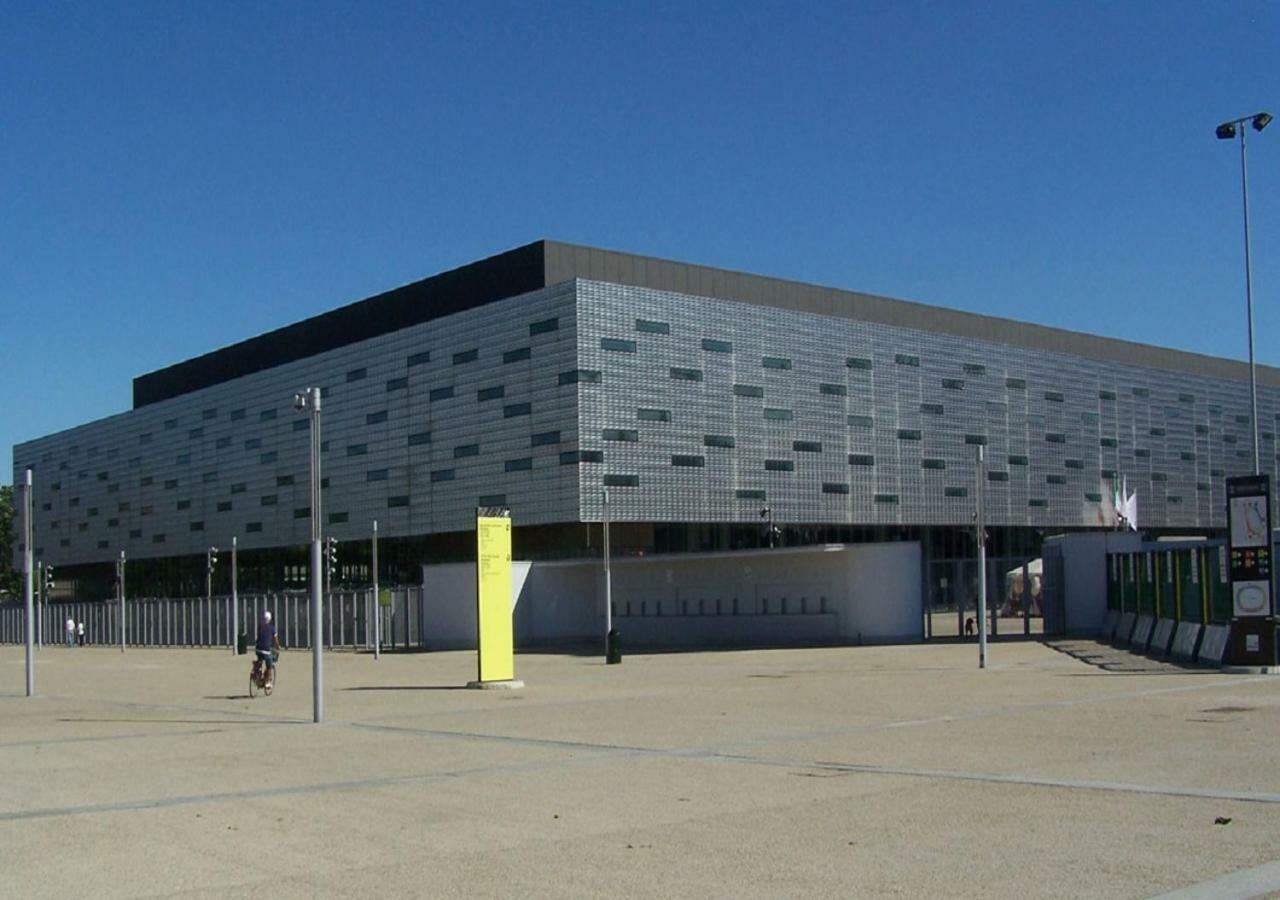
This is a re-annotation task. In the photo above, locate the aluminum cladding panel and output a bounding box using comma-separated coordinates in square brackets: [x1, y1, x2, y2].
[15, 284, 581, 566]
[573, 280, 1272, 528]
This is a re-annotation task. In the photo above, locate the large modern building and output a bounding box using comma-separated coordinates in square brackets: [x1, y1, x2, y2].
[13, 240, 1279, 608]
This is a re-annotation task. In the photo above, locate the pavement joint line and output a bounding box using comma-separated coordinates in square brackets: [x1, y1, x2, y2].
[4, 660, 1276, 825]
[1145, 859, 1280, 899]
[7, 731, 1274, 825]
[0, 745, 649, 823]
[0, 770, 471, 823]
[332, 673, 1276, 758]
[0, 694, 309, 751]
[336, 718, 670, 755]
[671, 674, 1278, 753]
[4, 719, 1277, 823]
[0, 727, 236, 750]
[4, 669, 1271, 761]
[30, 691, 313, 725]
[787, 759, 1280, 805]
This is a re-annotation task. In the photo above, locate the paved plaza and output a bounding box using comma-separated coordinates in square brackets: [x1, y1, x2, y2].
[2, 638, 1279, 898]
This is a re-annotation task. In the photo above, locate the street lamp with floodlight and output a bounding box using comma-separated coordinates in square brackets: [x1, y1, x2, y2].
[1216, 111, 1272, 474]
[294, 387, 324, 723]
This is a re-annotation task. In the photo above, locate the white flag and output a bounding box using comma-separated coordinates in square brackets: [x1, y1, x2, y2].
[1124, 488, 1138, 532]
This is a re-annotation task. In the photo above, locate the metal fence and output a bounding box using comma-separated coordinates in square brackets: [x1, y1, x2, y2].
[0, 588, 425, 651]
[1104, 543, 1235, 625]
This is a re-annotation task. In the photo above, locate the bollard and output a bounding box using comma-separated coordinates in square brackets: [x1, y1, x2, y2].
[606, 628, 622, 665]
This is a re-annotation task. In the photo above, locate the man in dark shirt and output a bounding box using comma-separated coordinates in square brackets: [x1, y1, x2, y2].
[255, 611, 280, 692]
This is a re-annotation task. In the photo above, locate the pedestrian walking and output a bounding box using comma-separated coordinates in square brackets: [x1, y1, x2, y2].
[77, 621, 85, 647]
[65, 617, 75, 647]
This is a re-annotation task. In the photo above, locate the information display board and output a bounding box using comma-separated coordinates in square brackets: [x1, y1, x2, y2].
[1226, 475, 1273, 618]
[475, 508, 514, 683]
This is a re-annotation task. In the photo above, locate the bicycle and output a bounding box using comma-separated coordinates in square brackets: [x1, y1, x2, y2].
[249, 649, 279, 697]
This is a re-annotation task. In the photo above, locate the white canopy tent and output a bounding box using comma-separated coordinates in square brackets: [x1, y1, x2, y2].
[1003, 558, 1042, 615]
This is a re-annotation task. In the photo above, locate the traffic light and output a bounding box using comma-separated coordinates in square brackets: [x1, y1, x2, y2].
[207, 546, 219, 573]
[43, 564, 55, 597]
[325, 536, 338, 580]
[759, 507, 779, 548]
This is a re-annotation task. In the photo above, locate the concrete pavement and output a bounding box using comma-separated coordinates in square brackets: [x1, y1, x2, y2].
[2, 639, 1278, 898]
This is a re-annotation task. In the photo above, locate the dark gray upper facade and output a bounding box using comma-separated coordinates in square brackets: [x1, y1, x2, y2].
[135, 240, 1280, 408]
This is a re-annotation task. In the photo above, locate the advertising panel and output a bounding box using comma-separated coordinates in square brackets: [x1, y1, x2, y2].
[1226, 476, 1273, 618]
[475, 509, 514, 683]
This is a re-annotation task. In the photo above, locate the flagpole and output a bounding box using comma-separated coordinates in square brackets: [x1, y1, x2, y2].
[1113, 475, 1122, 531]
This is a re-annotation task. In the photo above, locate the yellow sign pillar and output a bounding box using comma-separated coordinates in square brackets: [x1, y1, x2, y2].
[474, 509, 516, 685]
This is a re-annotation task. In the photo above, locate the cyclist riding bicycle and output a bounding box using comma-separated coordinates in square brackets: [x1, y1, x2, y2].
[255, 611, 280, 690]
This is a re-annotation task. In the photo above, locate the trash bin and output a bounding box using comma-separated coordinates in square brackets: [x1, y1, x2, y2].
[236, 632, 248, 655]
[606, 628, 621, 665]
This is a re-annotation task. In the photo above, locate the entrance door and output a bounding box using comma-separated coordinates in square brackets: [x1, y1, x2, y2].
[926, 559, 978, 638]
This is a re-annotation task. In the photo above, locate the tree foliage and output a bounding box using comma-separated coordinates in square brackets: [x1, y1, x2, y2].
[0, 485, 17, 597]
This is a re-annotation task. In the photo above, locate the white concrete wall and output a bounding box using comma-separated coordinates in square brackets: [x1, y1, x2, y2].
[520, 564, 598, 645]
[843, 542, 923, 642]
[420, 542, 922, 649]
[1047, 531, 1142, 635]
[419, 560, 532, 649]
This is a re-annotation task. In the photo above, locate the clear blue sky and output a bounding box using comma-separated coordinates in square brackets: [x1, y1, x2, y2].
[4, 1, 1277, 478]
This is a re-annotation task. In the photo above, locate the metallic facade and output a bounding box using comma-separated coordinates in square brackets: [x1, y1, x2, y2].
[17, 283, 581, 565]
[14, 245, 1279, 573]
[575, 280, 1275, 528]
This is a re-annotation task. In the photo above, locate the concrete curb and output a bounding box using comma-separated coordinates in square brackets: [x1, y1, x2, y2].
[465, 679, 526, 690]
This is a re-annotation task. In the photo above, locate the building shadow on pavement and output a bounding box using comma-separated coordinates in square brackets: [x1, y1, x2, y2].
[1044, 638, 1218, 675]
[339, 685, 469, 692]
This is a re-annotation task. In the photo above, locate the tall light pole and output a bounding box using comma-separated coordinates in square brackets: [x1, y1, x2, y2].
[603, 489, 613, 660]
[230, 536, 239, 654]
[975, 444, 988, 669]
[294, 387, 324, 723]
[372, 519, 380, 661]
[1216, 111, 1273, 474]
[23, 469, 35, 696]
[117, 551, 126, 653]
